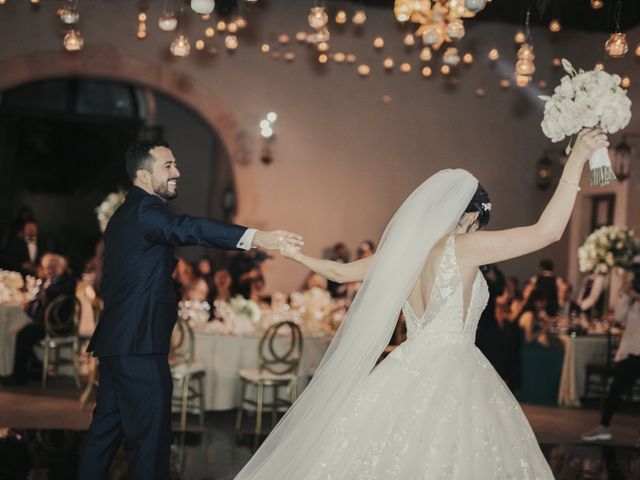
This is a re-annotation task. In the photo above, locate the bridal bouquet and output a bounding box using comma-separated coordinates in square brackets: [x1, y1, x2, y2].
[539, 59, 632, 186]
[578, 226, 639, 274]
[96, 190, 126, 233]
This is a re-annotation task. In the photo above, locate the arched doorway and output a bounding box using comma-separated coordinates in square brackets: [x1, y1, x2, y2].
[0, 46, 256, 222]
[0, 47, 257, 273]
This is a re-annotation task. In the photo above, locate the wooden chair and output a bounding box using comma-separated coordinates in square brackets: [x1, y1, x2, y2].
[583, 331, 621, 402]
[40, 294, 82, 389]
[170, 316, 206, 431]
[235, 321, 303, 449]
[79, 297, 103, 406]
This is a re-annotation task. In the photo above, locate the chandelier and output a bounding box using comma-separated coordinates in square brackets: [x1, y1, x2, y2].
[393, 0, 487, 52]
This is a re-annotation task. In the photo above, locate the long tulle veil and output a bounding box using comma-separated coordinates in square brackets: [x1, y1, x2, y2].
[235, 169, 478, 479]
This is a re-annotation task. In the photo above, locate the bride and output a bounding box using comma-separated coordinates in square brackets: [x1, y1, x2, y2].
[235, 128, 607, 479]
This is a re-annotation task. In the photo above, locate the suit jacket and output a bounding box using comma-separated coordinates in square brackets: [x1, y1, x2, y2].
[2, 237, 44, 275]
[87, 186, 247, 356]
[27, 271, 77, 327]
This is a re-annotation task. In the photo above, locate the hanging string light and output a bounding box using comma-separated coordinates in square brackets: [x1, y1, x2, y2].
[137, 11, 148, 39]
[59, 0, 80, 24]
[514, 8, 535, 87]
[159, 0, 178, 31]
[591, 0, 604, 9]
[307, 3, 330, 45]
[352, 9, 367, 25]
[170, 7, 190, 56]
[62, 0, 83, 51]
[605, 1, 628, 57]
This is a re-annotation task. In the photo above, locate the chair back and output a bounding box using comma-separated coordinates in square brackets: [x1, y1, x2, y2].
[43, 294, 81, 337]
[606, 330, 622, 367]
[169, 316, 195, 369]
[258, 321, 303, 375]
[92, 297, 104, 327]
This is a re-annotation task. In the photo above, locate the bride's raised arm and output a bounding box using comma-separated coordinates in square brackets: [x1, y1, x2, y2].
[456, 128, 608, 268]
[279, 244, 374, 283]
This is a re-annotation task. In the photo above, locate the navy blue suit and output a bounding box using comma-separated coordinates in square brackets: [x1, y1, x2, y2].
[79, 186, 247, 479]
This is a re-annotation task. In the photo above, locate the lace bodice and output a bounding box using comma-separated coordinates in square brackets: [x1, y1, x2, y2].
[402, 234, 489, 342]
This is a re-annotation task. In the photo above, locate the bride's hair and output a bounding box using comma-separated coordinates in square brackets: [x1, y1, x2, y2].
[463, 184, 491, 230]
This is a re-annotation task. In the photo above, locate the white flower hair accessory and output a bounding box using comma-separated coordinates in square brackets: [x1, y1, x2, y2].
[481, 202, 492, 212]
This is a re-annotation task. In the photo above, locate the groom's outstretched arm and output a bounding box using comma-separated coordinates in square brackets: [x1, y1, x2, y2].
[138, 195, 303, 251]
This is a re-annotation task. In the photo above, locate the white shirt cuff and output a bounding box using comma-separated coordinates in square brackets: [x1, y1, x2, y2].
[237, 228, 257, 250]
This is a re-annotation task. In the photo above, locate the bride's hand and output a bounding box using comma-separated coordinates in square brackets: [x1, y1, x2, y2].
[280, 243, 303, 261]
[570, 128, 609, 163]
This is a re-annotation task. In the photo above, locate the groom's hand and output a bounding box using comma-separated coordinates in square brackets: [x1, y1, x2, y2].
[252, 230, 303, 251]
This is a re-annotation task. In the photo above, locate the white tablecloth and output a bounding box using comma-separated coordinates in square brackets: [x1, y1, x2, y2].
[558, 335, 608, 407]
[193, 330, 332, 411]
[0, 304, 32, 376]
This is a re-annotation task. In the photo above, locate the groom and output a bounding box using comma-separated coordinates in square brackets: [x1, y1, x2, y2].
[78, 140, 302, 479]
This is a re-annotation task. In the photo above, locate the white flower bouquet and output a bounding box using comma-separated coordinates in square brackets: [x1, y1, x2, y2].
[95, 190, 126, 233]
[578, 226, 639, 274]
[539, 59, 632, 186]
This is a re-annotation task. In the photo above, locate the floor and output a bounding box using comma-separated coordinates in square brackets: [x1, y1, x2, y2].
[1, 379, 639, 479]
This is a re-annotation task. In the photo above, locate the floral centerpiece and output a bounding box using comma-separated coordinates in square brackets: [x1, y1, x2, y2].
[0, 270, 24, 290]
[227, 296, 261, 335]
[539, 59, 632, 186]
[96, 190, 126, 233]
[578, 226, 639, 274]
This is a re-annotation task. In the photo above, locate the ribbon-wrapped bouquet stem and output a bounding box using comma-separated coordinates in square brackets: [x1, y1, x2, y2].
[539, 59, 632, 186]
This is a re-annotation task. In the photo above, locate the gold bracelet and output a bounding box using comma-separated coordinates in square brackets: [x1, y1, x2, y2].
[560, 178, 581, 191]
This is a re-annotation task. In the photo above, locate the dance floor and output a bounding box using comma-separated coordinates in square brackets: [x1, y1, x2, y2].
[1, 381, 639, 479]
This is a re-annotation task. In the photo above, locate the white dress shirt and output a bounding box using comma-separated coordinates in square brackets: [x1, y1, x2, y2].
[614, 294, 640, 362]
[236, 228, 257, 250]
[26, 239, 38, 263]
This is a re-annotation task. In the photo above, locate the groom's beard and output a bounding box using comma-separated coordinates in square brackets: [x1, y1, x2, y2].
[153, 178, 179, 201]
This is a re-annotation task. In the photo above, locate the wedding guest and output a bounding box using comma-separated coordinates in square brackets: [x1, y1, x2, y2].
[2, 219, 43, 277]
[582, 278, 640, 442]
[518, 289, 564, 406]
[184, 277, 210, 302]
[3, 253, 76, 386]
[327, 242, 350, 299]
[173, 257, 196, 299]
[496, 276, 523, 391]
[304, 272, 328, 291]
[557, 278, 579, 318]
[237, 267, 268, 305]
[476, 263, 505, 373]
[356, 240, 376, 260]
[211, 267, 234, 303]
[531, 259, 560, 316]
[196, 255, 215, 294]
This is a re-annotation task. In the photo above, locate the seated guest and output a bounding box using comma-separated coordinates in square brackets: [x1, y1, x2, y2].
[211, 267, 234, 303]
[326, 242, 350, 299]
[518, 289, 564, 406]
[196, 256, 215, 293]
[3, 254, 76, 386]
[497, 276, 523, 391]
[237, 267, 269, 306]
[173, 257, 196, 299]
[183, 277, 210, 302]
[582, 279, 640, 443]
[531, 259, 559, 316]
[2, 219, 43, 277]
[356, 240, 375, 260]
[304, 272, 328, 292]
[557, 278, 579, 318]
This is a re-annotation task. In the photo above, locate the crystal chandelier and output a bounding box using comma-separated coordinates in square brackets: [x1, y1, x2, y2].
[393, 0, 487, 65]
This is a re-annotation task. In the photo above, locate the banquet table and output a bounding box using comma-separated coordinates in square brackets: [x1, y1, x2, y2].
[0, 303, 32, 376]
[558, 334, 609, 407]
[193, 329, 332, 411]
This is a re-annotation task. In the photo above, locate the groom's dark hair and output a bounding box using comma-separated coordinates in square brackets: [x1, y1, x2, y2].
[125, 139, 170, 181]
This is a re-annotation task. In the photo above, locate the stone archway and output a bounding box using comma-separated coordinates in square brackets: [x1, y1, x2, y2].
[0, 46, 256, 223]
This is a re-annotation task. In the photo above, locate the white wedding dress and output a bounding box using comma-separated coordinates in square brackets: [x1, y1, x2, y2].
[300, 234, 555, 480]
